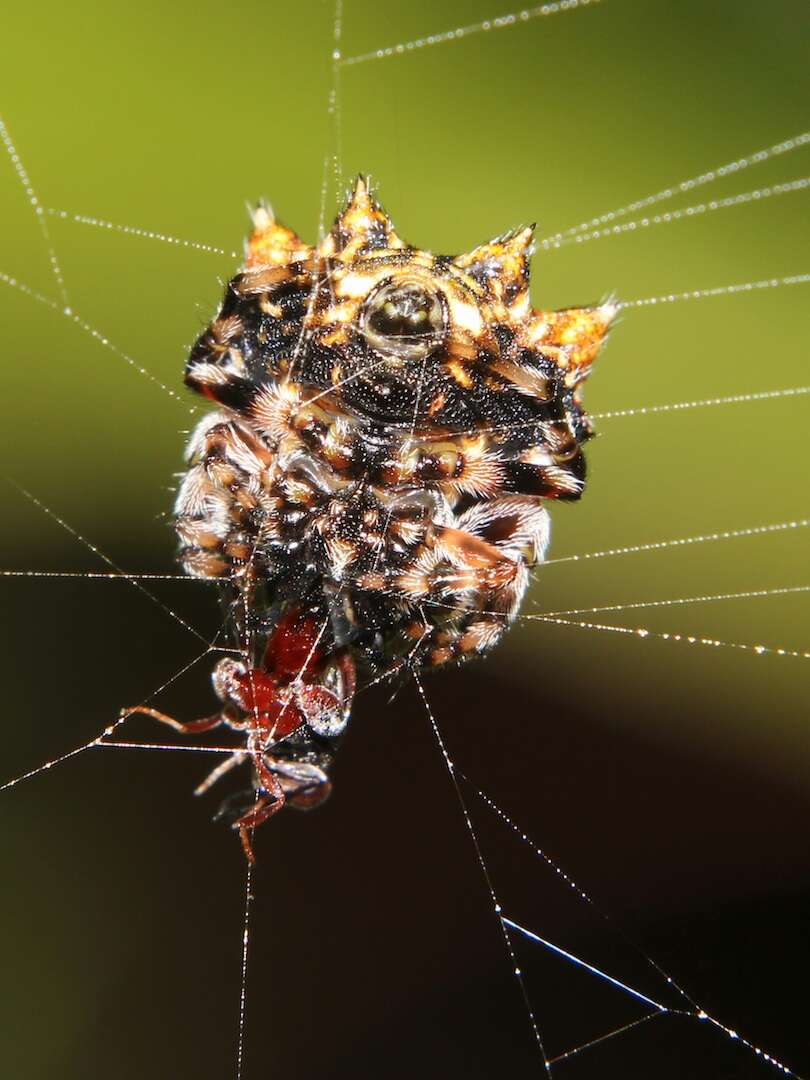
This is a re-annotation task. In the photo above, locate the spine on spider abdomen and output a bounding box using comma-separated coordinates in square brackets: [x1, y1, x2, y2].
[174, 179, 614, 676]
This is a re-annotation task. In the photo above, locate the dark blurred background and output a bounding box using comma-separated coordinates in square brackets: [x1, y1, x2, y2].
[1, 1, 809, 1077]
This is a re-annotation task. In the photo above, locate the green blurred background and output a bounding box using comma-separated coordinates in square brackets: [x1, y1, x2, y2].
[1, 1, 809, 1077]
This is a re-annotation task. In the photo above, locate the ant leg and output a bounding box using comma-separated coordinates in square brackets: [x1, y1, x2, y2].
[286, 777, 333, 811]
[194, 751, 246, 795]
[120, 706, 225, 734]
[233, 755, 286, 864]
[235, 797, 286, 864]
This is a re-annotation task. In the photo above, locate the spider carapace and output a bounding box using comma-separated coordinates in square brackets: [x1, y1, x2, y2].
[127, 178, 614, 861]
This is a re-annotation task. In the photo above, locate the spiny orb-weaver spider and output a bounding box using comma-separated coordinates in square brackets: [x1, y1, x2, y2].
[126, 177, 614, 862]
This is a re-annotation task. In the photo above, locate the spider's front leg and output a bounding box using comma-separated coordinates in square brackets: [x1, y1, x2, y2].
[407, 497, 550, 667]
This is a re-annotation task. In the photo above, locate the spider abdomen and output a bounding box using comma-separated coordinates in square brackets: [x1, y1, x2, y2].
[176, 178, 613, 676]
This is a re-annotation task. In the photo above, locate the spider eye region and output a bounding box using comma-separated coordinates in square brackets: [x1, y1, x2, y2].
[361, 280, 445, 360]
